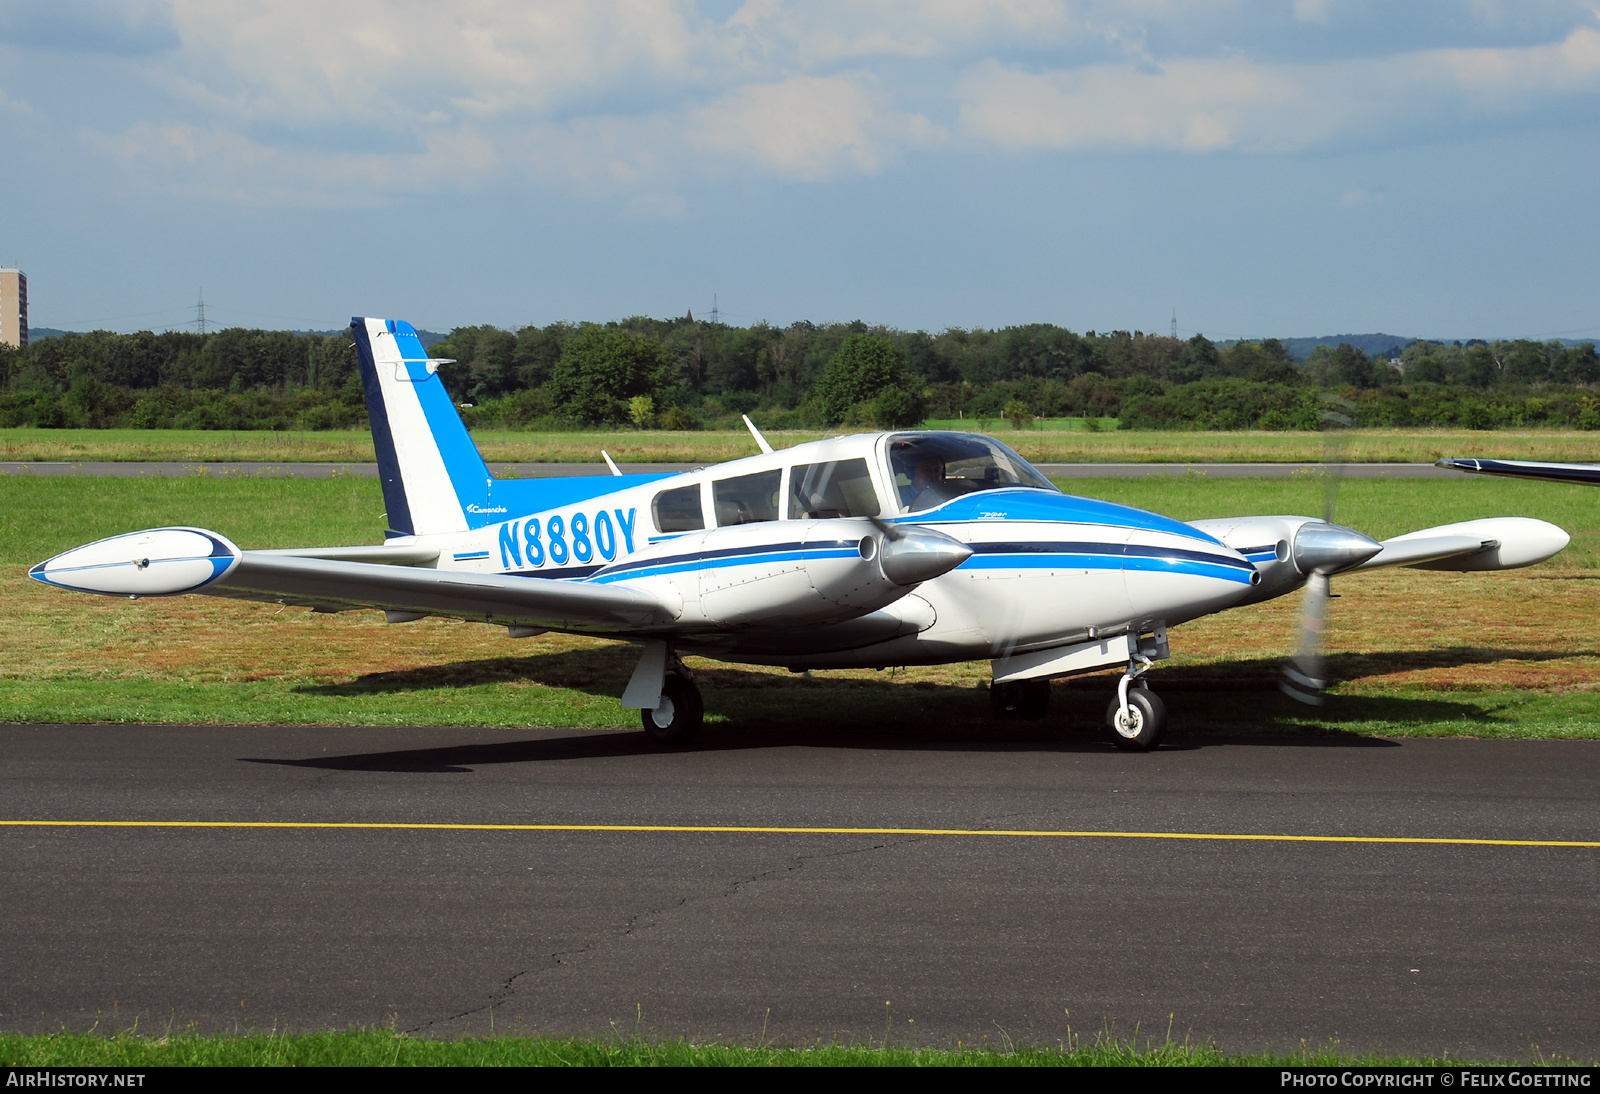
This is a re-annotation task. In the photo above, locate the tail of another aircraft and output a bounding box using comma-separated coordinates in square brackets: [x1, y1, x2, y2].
[351, 317, 671, 539]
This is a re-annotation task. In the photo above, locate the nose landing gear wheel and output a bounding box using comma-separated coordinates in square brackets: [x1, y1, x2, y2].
[990, 679, 1051, 721]
[642, 672, 704, 745]
[1105, 688, 1167, 752]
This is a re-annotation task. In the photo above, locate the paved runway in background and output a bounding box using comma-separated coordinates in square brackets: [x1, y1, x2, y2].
[0, 461, 1467, 479]
[3, 722, 1596, 1057]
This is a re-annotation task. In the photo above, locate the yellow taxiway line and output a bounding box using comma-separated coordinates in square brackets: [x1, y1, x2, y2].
[0, 820, 1596, 847]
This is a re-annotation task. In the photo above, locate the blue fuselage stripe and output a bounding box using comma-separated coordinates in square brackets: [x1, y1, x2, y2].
[588, 547, 857, 584]
[492, 530, 1251, 587]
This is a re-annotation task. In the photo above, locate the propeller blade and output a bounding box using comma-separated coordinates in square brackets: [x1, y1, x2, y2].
[1281, 571, 1329, 705]
[868, 516, 907, 542]
[1283, 393, 1357, 706]
[1319, 393, 1355, 524]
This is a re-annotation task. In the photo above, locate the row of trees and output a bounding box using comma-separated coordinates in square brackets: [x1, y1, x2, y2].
[2, 317, 1597, 431]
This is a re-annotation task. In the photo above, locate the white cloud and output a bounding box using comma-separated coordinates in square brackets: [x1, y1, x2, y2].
[957, 25, 1600, 153]
[1338, 186, 1385, 207]
[158, 0, 731, 126]
[622, 191, 689, 220]
[83, 119, 500, 206]
[1293, 0, 1330, 25]
[39, 2, 1600, 204]
[690, 74, 942, 179]
[0, 86, 36, 119]
[726, 0, 1092, 65]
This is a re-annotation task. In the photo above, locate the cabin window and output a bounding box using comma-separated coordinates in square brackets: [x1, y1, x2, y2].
[712, 470, 780, 526]
[787, 459, 881, 519]
[652, 484, 705, 533]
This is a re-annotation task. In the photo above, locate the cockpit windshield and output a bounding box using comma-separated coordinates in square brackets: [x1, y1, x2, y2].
[886, 432, 1060, 513]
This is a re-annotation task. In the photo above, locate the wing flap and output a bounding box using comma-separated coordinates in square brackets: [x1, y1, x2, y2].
[212, 553, 668, 632]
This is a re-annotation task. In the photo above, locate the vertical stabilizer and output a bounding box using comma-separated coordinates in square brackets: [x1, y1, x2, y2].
[352, 317, 489, 536]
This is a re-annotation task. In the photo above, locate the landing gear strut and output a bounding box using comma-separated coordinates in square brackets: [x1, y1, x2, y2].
[623, 641, 705, 745]
[1106, 649, 1167, 751]
[642, 670, 703, 745]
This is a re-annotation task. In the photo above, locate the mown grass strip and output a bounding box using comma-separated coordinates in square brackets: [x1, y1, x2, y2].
[0, 1030, 1561, 1067]
[5, 472, 1595, 567]
[4, 819, 1598, 848]
[7, 425, 1600, 467]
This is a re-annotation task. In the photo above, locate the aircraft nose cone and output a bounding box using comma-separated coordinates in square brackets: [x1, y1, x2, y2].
[880, 527, 973, 586]
[1293, 523, 1383, 575]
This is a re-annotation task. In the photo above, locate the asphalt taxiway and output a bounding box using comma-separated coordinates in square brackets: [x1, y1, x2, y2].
[2, 723, 1596, 1057]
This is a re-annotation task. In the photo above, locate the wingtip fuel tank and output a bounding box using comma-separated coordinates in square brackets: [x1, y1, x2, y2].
[31, 528, 242, 597]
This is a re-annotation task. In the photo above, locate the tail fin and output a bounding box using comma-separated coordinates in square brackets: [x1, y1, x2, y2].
[352, 317, 488, 536]
[352, 316, 676, 539]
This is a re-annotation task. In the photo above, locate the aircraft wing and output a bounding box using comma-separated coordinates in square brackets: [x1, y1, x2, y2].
[30, 527, 672, 634]
[212, 553, 669, 631]
[1438, 457, 1600, 486]
[1352, 517, 1569, 572]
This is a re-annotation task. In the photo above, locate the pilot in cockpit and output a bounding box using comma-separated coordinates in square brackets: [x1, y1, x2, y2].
[902, 454, 948, 509]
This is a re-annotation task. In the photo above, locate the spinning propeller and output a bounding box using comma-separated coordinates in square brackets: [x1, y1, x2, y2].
[1280, 396, 1382, 705]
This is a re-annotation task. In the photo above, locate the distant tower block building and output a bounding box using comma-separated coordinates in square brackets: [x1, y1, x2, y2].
[0, 267, 26, 348]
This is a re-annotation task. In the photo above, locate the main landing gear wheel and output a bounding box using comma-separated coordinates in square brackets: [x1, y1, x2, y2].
[1105, 688, 1167, 752]
[990, 679, 1051, 721]
[641, 672, 704, 745]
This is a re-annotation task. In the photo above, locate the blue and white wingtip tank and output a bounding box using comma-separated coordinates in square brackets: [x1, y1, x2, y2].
[27, 315, 1572, 752]
[30, 527, 242, 597]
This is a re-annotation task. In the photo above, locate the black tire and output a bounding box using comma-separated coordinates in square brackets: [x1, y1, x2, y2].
[641, 672, 703, 745]
[1105, 688, 1167, 752]
[990, 679, 1050, 721]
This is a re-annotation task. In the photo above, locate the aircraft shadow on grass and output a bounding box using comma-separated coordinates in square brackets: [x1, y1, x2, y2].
[245, 645, 1585, 772]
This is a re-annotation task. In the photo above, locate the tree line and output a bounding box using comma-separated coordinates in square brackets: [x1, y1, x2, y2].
[2, 317, 1597, 432]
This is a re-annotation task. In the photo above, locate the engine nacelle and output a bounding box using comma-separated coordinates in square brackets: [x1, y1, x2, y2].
[597, 518, 970, 628]
[1188, 515, 1316, 605]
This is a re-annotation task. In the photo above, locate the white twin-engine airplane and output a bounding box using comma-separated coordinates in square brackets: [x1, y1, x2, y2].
[32, 319, 1573, 751]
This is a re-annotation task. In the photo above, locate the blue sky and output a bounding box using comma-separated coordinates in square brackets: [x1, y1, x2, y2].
[2, 0, 1598, 341]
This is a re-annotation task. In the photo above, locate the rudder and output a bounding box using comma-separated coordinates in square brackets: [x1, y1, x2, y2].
[351, 317, 489, 536]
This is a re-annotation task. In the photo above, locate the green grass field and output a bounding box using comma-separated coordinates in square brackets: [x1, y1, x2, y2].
[6, 471, 1595, 567]
[3, 473, 1597, 738]
[5, 425, 1600, 465]
[0, 1028, 1550, 1067]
